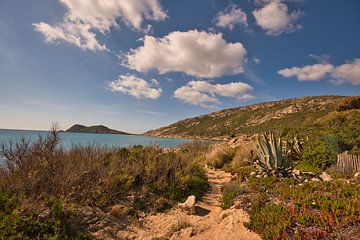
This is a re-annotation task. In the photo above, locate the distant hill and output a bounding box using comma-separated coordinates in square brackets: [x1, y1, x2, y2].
[66, 124, 130, 135]
[145, 96, 356, 140]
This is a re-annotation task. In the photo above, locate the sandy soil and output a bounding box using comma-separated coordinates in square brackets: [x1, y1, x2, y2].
[100, 168, 261, 240]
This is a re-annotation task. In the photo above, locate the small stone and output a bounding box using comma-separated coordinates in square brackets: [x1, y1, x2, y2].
[250, 171, 256, 176]
[319, 172, 333, 182]
[292, 169, 301, 176]
[180, 227, 195, 238]
[109, 204, 125, 218]
[311, 177, 321, 182]
[354, 172, 360, 180]
[178, 195, 196, 215]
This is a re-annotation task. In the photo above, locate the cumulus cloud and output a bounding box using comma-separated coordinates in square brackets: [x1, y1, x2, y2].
[332, 59, 360, 85]
[33, 0, 167, 51]
[253, 0, 302, 36]
[125, 30, 247, 78]
[278, 64, 334, 81]
[33, 22, 107, 51]
[109, 75, 162, 99]
[174, 81, 254, 108]
[214, 4, 248, 30]
[278, 58, 360, 85]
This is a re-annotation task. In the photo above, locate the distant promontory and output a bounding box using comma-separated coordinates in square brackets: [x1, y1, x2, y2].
[65, 124, 131, 135]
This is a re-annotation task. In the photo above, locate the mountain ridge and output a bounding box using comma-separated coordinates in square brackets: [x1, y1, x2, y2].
[145, 95, 355, 140]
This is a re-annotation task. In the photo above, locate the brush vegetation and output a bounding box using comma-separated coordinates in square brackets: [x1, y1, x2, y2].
[146, 96, 353, 139]
[0, 127, 209, 239]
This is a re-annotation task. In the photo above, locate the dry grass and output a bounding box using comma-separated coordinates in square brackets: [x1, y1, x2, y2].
[205, 144, 234, 169]
[336, 96, 360, 112]
[232, 142, 255, 165]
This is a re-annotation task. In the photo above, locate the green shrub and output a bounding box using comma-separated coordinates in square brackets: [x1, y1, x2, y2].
[245, 202, 292, 240]
[302, 139, 336, 170]
[322, 135, 347, 155]
[221, 181, 246, 209]
[244, 179, 360, 239]
[296, 161, 322, 174]
[0, 193, 89, 240]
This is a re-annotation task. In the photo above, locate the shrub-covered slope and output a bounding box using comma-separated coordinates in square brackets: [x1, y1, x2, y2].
[66, 124, 130, 135]
[146, 96, 356, 140]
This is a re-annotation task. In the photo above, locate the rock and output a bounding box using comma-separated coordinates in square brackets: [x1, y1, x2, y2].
[311, 177, 321, 182]
[178, 195, 196, 215]
[109, 204, 126, 218]
[180, 227, 195, 238]
[292, 169, 301, 176]
[250, 171, 256, 176]
[303, 171, 316, 177]
[354, 172, 360, 180]
[171, 227, 195, 239]
[319, 172, 333, 182]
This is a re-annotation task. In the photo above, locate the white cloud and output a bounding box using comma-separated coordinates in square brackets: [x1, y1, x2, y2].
[332, 59, 360, 85]
[278, 58, 360, 85]
[109, 75, 162, 99]
[33, 22, 107, 51]
[125, 30, 247, 78]
[278, 64, 334, 81]
[33, 0, 167, 51]
[214, 4, 248, 30]
[253, 0, 302, 36]
[174, 81, 254, 108]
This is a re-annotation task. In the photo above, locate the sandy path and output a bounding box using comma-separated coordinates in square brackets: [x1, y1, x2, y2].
[115, 168, 261, 240]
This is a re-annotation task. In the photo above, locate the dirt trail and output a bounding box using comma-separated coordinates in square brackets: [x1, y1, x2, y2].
[112, 168, 261, 240]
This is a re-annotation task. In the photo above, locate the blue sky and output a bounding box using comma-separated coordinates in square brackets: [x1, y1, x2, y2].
[0, 0, 359, 133]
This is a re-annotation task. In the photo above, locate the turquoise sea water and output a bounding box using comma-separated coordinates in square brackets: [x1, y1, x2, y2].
[0, 129, 191, 163]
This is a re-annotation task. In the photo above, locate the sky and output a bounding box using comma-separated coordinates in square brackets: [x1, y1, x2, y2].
[0, 0, 359, 133]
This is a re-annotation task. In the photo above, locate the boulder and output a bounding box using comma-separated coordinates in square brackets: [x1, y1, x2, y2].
[319, 172, 333, 182]
[178, 195, 196, 215]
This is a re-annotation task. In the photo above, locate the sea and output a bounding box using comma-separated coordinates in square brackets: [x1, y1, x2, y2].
[0, 129, 191, 164]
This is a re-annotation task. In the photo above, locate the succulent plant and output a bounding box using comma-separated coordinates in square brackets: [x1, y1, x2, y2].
[254, 132, 303, 176]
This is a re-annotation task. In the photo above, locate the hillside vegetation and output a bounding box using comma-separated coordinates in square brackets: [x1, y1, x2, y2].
[145, 96, 354, 140]
[66, 124, 130, 135]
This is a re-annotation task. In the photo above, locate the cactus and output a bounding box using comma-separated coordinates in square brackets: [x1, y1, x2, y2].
[254, 132, 303, 176]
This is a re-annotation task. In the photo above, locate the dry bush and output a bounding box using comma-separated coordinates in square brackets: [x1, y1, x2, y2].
[0, 127, 209, 209]
[232, 142, 255, 165]
[205, 144, 234, 169]
[336, 96, 360, 112]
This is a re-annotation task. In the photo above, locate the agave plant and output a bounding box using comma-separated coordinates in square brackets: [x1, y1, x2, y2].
[254, 132, 303, 176]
